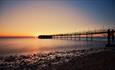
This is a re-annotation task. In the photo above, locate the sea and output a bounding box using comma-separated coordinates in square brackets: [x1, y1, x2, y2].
[0, 37, 108, 56]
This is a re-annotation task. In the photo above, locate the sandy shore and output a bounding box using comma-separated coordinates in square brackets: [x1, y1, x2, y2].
[0, 47, 115, 70]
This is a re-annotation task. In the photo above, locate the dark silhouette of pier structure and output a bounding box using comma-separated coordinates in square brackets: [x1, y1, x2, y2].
[38, 29, 115, 46]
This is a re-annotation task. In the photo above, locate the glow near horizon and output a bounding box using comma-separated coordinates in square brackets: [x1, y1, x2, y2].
[0, 1, 111, 36]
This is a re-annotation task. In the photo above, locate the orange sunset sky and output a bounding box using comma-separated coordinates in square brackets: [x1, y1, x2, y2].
[0, 0, 115, 37]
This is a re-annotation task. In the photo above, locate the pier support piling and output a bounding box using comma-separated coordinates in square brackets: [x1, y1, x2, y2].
[112, 29, 114, 42]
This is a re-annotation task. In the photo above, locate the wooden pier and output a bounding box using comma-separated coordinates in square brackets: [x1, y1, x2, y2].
[38, 29, 115, 46]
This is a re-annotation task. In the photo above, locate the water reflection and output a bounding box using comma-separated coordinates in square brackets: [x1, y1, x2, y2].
[0, 38, 106, 56]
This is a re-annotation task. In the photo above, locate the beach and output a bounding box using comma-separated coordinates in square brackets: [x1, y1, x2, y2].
[1, 0, 115, 70]
[0, 47, 115, 70]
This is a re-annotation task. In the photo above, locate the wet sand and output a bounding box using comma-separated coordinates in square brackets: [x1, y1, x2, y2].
[0, 47, 115, 70]
[60, 48, 115, 70]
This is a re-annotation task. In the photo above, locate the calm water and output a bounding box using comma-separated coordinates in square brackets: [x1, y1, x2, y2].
[0, 38, 107, 56]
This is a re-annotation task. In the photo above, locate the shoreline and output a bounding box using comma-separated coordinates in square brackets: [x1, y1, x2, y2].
[64, 48, 115, 70]
[0, 47, 115, 70]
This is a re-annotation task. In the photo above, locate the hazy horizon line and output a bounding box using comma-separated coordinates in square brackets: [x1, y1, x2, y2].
[0, 36, 36, 38]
